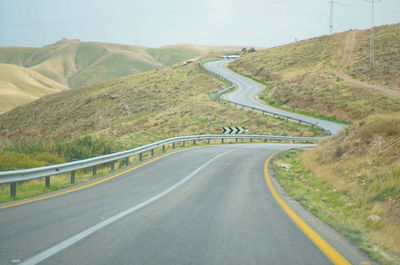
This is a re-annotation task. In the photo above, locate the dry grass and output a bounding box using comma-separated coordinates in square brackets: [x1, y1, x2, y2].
[0, 40, 245, 112]
[301, 113, 400, 263]
[230, 24, 400, 122]
[0, 40, 242, 89]
[0, 63, 68, 113]
[0, 62, 322, 149]
[348, 24, 400, 89]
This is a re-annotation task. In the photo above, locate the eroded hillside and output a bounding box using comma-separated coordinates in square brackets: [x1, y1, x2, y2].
[230, 24, 400, 122]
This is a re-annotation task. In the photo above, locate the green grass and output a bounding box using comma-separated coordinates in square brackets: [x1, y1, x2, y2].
[75, 43, 108, 69]
[0, 136, 122, 171]
[148, 47, 203, 65]
[0, 137, 300, 204]
[274, 145, 399, 265]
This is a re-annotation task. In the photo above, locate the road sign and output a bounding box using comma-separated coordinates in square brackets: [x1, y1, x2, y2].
[223, 127, 246, 134]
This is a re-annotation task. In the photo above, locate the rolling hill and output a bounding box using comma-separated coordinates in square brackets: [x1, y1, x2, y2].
[0, 63, 68, 113]
[0, 61, 320, 147]
[0, 39, 245, 113]
[0, 39, 243, 89]
[230, 23, 400, 122]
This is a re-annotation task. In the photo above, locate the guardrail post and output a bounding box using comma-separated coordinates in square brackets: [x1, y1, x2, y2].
[162, 145, 165, 153]
[182, 141, 185, 147]
[139, 153, 143, 162]
[172, 142, 175, 149]
[264, 139, 267, 143]
[207, 138, 210, 144]
[250, 138, 253, 143]
[221, 138, 224, 144]
[92, 166, 97, 176]
[193, 140, 196, 145]
[125, 157, 130, 166]
[10, 182, 17, 198]
[71, 170, 76, 184]
[151, 149, 154, 157]
[110, 161, 115, 170]
[236, 138, 238, 143]
[45, 176, 51, 187]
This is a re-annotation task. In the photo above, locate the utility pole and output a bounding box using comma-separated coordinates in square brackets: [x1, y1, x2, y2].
[365, 0, 381, 63]
[328, 0, 337, 35]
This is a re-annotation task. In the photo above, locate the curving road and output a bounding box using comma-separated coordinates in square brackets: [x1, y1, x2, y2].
[0, 144, 374, 265]
[204, 60, 345, 135]
[0, 62, 374, 265]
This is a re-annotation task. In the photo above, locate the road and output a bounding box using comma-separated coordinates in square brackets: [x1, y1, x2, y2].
[0, 144, 374, 265]
[204, 60, 345, 135]
[0, 61, 373, 265]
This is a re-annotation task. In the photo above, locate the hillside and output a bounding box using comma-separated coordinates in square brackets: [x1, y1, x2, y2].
[0, 40, 245, 113]
[0, 39, 241, 89]
[230, 23, 400, 122]
[0, 63, 68, 113]
[300, 114, 400, 263]
[0, 61, 321, 148]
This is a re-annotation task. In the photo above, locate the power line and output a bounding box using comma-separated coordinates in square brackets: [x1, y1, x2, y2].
[328, 0, 337, 35]
[365, 0, 381, 63]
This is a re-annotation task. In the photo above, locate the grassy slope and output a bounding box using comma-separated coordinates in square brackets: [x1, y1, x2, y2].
[0, 40, 244, 113]
[348, 24, 400, 88]
[228, 23, 400, 263]
[0, 62, 322, 147]
[0, 40, 241, 89]
[297, 114, 399, 264]
[230, 24, 400, 122]
[0, 63, 68, 113]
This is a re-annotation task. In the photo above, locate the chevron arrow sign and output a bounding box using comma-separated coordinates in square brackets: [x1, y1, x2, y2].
[222, 127, 246, 134]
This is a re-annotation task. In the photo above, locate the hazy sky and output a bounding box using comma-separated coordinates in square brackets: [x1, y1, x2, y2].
[0, 0, 399, 48]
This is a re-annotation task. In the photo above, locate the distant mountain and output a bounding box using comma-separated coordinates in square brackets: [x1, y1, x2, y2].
[0, 39, 244, 113]
[0, 63, 68, 113]
[0, 39, 242, 89]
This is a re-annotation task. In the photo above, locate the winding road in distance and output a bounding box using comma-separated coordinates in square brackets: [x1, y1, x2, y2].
[0, 61, 373, 265]
[204, 60, 345, 135]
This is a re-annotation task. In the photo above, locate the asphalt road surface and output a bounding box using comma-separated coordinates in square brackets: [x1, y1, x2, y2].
[0, 144, 374, 265]
[204, 60, 345, 135]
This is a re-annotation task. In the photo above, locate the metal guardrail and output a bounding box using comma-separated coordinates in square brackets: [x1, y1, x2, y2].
[200, 60, 329, 134]
[0, 58, 328, 199]
[0, 134, 323, 198]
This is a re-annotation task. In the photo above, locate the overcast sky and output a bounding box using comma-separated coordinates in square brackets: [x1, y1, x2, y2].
[0, 0, 399, 48]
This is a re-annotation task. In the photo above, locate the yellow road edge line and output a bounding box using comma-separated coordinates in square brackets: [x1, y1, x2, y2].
[264, 153, 352, 265]
[0, 147, 200, 210]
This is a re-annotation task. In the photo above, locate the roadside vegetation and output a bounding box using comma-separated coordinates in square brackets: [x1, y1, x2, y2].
[0, 136, 121, 171]
[0, 58, 323, 202]
[230, 24, 400, 122]
[274, 113, 400, 265]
